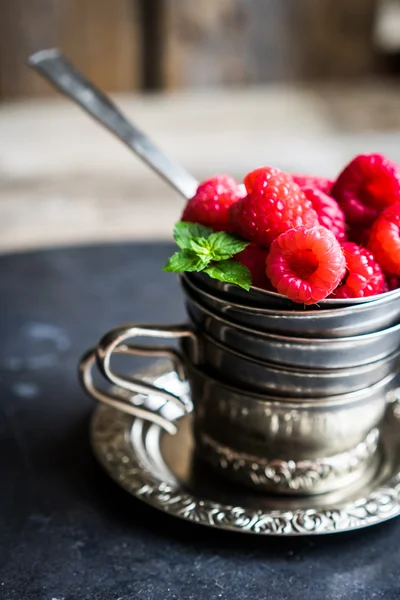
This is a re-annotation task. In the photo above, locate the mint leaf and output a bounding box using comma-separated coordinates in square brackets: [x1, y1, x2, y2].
[163, 250, 210, 272]
[189, 237, 211, 256]
[204, 260, 252, 290]
[208, 231, 249, 260]
[165, 221, 252, 290]
[173, 222, 213, 250]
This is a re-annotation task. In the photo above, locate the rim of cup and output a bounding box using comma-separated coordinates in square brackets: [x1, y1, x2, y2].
[186, 362, 397, 406]
[187, 331, 400, 376]
[186, 293, 400, 344]
[182, 274, 400, 317]
[186, 272, 400, 308]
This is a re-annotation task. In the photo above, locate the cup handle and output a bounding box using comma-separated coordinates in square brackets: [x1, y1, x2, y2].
[79, 323, 197, 435]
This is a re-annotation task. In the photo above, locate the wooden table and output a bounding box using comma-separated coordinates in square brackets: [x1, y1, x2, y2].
[1, 84, 400, 252]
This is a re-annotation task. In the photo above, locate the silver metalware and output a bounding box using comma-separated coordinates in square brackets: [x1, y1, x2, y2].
[187, 295, 400, 369]
[181, 332, 400, 397]
[182, 275, 400, 338]
[91, 363, 400, 523]
[28, 49, 198, 200]
[184, 362, 394, 456]
[188, 271, 400, 309]
[79, 323, 398, 495]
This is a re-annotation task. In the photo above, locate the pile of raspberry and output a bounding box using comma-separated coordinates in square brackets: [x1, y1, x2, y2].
[181, 154, 400, 305]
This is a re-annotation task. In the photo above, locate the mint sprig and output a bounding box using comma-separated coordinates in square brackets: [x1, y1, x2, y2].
[163, 250, 209, 272]
[173, 222, 213, 250]
[204, 260, 252, 288]
[207, 231, 249, 259]
[163, 221, 252, 290]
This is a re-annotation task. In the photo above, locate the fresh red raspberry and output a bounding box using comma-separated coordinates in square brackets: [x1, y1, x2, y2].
[232, 167, 319, 247]
[368, 203, 400, 275]
[235, 244, 272, 290]
[332, 153, 400, 226]
[347, 225, 371, 247]
[292, 174, 334, 195]
[302, 187, 347, 242]
[182, 174, 244, 231]
[266, 226, 345, 305]
[228, 197, 244, 230]
[330, 242, 386, 299]
[385, 275, 399, 291]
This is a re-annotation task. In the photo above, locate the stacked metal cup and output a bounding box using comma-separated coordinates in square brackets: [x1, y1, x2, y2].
[179, 272, 400, 495]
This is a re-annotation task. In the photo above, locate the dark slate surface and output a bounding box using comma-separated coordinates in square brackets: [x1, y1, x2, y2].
[0, 242, 400, 600]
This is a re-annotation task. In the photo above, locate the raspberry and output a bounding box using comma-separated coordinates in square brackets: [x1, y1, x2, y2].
[292, 174, 334, 195]
[368, 203, 400, 275]
[302, 187, 347, 242]
[266, 226, 345, 305]
[332, 153, 400, 226]
[330, 242, 386, 298]
[235, 244, 272, 289]
[228, 197, 244, 230]
[233, 167, 319, 247]
[347, 225, 371, 247]
[182, 174, 244, 231]
[385, 275, 399, 291]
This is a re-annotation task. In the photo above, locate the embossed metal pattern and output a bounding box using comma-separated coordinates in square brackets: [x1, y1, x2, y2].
[90, 367, 400, 536]
[197, 429, 379, 494]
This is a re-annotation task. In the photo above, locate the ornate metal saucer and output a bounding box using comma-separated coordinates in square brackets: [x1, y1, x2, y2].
[90, 363, 400, 536]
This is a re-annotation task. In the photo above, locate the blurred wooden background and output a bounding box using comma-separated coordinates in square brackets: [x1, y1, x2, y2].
[0, 0, 393, 99]
[1, 0, 400, 252]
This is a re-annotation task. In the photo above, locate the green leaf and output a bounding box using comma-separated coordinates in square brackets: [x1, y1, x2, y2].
[208, 231, 249, 260]
[173, 222, 213, 250]
[163, 250, 211, 273]
[189, 237, 211, 256]
[204, 260, 252, 290]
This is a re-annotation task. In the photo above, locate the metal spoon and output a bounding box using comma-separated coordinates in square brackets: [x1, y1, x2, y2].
[28, 48, 198, 200]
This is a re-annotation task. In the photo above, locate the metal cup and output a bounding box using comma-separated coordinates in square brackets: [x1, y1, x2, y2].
[187, 271, 400, 310]
[79, 265, 400, 496]
[181, 332, 400, 397]
[182, 275, 400, 338]
[79, 319, 399, 495]
[186, 363, 393, 495]
[187, 293, 400, 369]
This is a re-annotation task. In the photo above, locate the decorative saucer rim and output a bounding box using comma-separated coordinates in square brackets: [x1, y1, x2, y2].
[90, 363, 400, 537]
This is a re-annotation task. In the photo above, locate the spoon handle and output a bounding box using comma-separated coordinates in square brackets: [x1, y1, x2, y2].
[28, 48, 198, 200]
